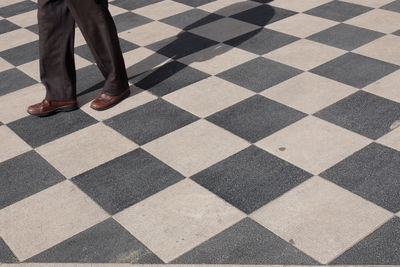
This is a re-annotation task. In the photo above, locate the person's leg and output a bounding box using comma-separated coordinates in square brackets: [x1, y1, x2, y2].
[37, 0, 77, 101]
[65, 0, 129, 96]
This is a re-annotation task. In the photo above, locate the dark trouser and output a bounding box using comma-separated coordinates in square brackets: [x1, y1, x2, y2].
[37, 0, 129, 101]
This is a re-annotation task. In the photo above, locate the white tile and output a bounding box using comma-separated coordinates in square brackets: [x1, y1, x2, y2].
[178, 44, 258, 75]
[269, 0, 332, 12]
[199, 0, 260, 16]
[0, 181, 109, 261]
[363, 69, 400, 103]
[142, 119, 250, 177]
[376, 127, 400, 151]
[354, 35, 400, 66]
[133, 0, 192, 20]
[264, 39, 346, 70]
[345, 9, 400, 33]
[114, 179, 245, 262]
[261, 72, 357, 114]
[251, 176, 393, 264]
[163, 76, 254, 117]
[0, 29, 38, 52]
[0, 125, 31, 163]
[0, 83, 44, 123]
[35, 122, 138, 179]
[265, 13, 338, 38]
[119, 21, 181, 46]
[255, 116, 372, 174]
[7, 10, 37, 27]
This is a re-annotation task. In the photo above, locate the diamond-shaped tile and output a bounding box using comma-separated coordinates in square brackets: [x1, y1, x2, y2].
[7, 109, 98, 148]
[172, 218, 318, 264]
[178, 44, 258, 75]
[142, 119, 250, 177]
[206, 95, 307, 142]
[231, 5, 297, 26]
[332, 217, 400, 264]
[134, 61, 210, 96]
[192, 145, 312, 213]
[363, 69, 400, 103]
[133, 0, 192, 20]
[314, 91, 400, 139]
[0, 150, 65, 210]
[310, 52, 399, 89]
[0, 125, 31, 163]
[35, 122, 138, 179]
[163, 76, 254, 117]
[305, 0, 372, 22]
[255, 116, 371, 174]
[104, 98, 198, 145]
[269, 0, 332, 12]
[0, 68, 37, 96]
[217, 57, 302, 92]
[261, 72, 357, 114]
[146, 31, 218, 60]
[0, 28, 37, 52]
[308, 23, 384, 51]
[251, 176, 393, 264]
[26, 218, 163, 263]
[0, 181, 109, 261]
[72, 148, 184, 214]
[264, 39, 346, 70]
[320, 142, 400, 213]
[345, 9, 400, 33]
[265, 13, 338, 38]
[377, 127, 400, 151]
[189, 17, 259, 42]
[160, 8, 222, 30]
[354, 35, 400, 65]
[114, 179, 245, 263]
[224, 28, 299, 55]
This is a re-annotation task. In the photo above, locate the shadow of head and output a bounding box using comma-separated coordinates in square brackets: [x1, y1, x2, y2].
[78, 0, 276, 98]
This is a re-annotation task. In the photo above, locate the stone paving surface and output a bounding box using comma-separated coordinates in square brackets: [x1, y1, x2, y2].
[1, 0, 400, 264]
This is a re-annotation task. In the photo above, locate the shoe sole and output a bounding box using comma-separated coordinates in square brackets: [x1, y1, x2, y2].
[90, 89, 131, 111]
[28, 103, 79, 117]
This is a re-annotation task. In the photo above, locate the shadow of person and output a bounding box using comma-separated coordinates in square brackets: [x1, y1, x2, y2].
[78, 0, 275, 102]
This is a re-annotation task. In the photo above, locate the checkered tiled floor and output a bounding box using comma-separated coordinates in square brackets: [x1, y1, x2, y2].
[1, 0, 400, 264]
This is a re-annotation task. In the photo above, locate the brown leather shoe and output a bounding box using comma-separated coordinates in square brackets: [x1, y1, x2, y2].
[27, 99, 78, 117]
[90, 88, 130, 111]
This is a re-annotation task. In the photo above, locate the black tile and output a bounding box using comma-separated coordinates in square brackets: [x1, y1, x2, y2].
[231, 5, 297, 26]
[310, 52, 399, 88]
[134, 60, 210, 96]
[308, 23, 384, 51]
[0, 0, 37, 18]
[146, 31, 218, 59]
[173, 218, 319, 264]
[381, 0, 400, 12]
[0, 41, 39, 66]
[305, 1, 372, 22]
[191, 146, 312, 213]
[0, 238, 18, 263]
[172, 0, 217, 7]
[0, 150, 65, 209]
[111, 0, 163, 10]
[0, 68, 37, 96]
[26, 218, 163, 263]
[0, 19, 19, 34]
[321, 143, 400, 213]
[118, 38, 140, 53]
[160, 9, 223, 30]
[207, 95, 306, 142]
[225, 28, 299, 55]
[104, 98, 199, 145]
[7, 110, 98, 148]
[72, 149, 185, 214]
[76, 64, 104, 94]
[113, 12, 153, 32]
[314, 91, 400, 139]
[75, 44, 95, 63]
[217, 57, 302, 92]
[25, 23, 38, 34]
[332, 217, 400, 264]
